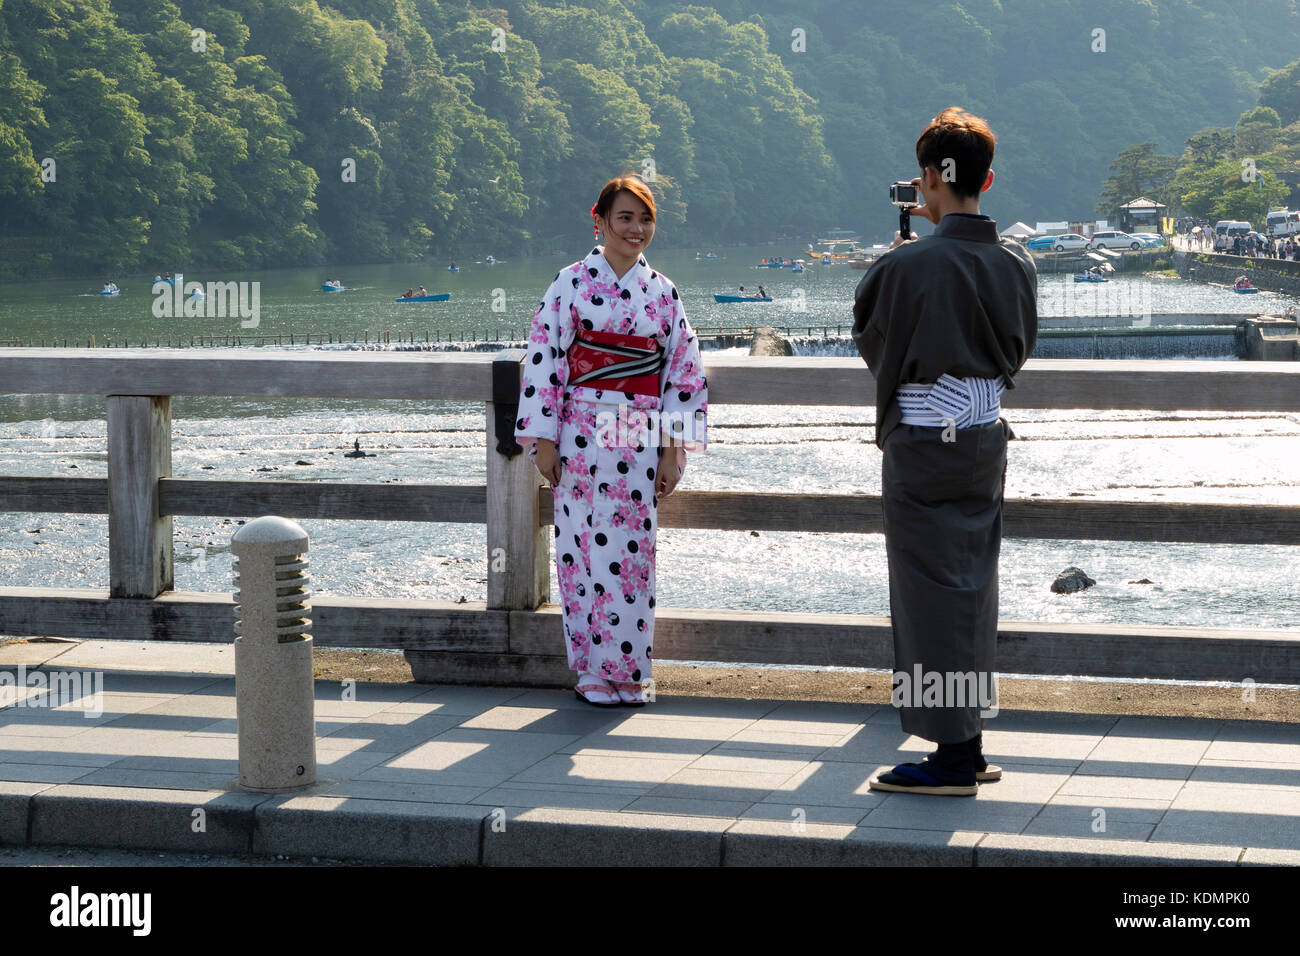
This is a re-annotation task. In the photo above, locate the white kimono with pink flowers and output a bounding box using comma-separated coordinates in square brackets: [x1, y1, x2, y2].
[515, 246, 708, 682]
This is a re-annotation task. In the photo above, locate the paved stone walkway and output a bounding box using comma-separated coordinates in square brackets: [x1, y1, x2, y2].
[1, 641, 1296, 866]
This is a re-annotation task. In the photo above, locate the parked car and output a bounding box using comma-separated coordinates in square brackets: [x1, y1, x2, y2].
[1131, 233, 1164, 247]
[1088, 231, 1145, 250]
[1026, 233, 1090, 251]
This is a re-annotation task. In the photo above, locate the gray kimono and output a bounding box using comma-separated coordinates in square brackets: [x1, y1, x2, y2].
[851, 214, 1038, 743]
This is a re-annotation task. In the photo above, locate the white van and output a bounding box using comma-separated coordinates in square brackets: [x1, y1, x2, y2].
[1266, 210, 1300, 238]
[1215, 220, 1252, 237]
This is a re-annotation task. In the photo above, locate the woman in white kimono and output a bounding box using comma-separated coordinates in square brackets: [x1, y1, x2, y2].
[514, 176, 708, 706]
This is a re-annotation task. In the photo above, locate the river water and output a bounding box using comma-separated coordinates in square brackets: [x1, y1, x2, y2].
[1, 247, 1297, 651]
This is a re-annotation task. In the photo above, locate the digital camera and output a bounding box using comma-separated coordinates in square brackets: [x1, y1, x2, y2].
[889, 182, 919, 208]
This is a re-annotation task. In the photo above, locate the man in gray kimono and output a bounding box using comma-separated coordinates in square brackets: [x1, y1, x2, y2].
[852, 107, 1037, 796]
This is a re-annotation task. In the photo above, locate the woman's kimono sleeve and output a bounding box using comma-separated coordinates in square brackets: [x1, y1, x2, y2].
[515, 277, 571, 451]
[658, 284, 708, 462]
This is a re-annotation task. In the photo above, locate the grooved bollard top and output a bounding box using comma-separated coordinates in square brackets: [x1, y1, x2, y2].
[231, 515, 309, 556]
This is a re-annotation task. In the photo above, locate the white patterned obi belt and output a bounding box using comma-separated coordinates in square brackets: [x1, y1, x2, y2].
[568, 329, 664, 398]
[896, 373, 1006, 427]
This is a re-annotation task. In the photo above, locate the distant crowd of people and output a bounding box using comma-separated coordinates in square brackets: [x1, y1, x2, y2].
[1216, 234, 1300, 259]
[1178, 223, 1300, 259]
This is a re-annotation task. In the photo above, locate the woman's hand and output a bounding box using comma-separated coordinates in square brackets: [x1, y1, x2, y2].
[656, 447, 681, 498]
[534, 438, 561, 486]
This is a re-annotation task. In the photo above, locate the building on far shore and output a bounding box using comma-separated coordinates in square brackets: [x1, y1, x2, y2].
[1117, 197, 1166, 235]
[1034, 220, 1110, 236]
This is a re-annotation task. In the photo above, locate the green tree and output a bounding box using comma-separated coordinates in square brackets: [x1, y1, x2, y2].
[1096, 142, 1178, 219]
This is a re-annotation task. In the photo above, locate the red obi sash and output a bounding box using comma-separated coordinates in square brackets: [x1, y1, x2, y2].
[568, 329, 664, 397]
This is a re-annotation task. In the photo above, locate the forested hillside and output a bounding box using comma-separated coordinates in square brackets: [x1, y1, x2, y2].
[2, 0, 1299, 276]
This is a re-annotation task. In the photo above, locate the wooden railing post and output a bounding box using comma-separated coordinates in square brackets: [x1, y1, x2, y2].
[107, 395, 173, 598]
[486, 351, 549, 610]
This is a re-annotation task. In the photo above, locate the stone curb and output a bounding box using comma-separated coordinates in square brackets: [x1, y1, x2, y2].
[0, 784, 1287, 866]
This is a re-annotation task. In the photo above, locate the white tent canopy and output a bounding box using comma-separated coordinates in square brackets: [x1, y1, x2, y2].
[1001, 221, 1036, 237]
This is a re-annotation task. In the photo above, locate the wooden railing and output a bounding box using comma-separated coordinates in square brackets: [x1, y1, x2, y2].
[1, 348, 1297, 685]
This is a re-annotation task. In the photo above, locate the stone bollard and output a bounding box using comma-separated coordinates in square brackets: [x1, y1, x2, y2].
[231, 516, 316, 792]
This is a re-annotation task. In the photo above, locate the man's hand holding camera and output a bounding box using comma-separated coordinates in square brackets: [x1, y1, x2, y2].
[889, 175, 942, 248]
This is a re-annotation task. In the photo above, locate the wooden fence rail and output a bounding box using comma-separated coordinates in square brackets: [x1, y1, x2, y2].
[1, 348, 1297, 684]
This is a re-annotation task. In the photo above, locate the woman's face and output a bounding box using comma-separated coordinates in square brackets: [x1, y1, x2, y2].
[599, 191, 655, 260]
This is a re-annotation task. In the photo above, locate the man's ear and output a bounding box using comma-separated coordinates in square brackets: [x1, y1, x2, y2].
[980, 168, 994, 193]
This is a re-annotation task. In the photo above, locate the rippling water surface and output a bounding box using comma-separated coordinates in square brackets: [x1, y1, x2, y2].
[2, 248, 1297, 640]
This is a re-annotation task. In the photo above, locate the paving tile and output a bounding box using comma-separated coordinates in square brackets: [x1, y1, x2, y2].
[37, 727, 196, 756]
[468, 784, 642, 812]
[0, 740, 121, 768]
[623, 695, 782, 721]
[311, 680, 431, 705]
[0, 763, 99, 785]
[45, 642, 235, 676]
[1022, 804, 1157, 841]
[978, 729, 1101, 762]
[1056, 774, 1188, 801]
[386, 685, 530, 716]
[623, 795, 754, 818]
[758, 760, 885, 810]
[687, 753, 811, 777]
[762, 700, 882, 724]
[315, 750, 400, 781]
[100, 754, 238, 774]
[480, 688, 613, 713]
[53, 692, 178, 713]
[1213, 720, 1300, 744]
[1187, 759, 1300, 790]
[95, 712, 212, 733]
[314, 712, 466, 753]
[0, 640, 78, 667]
[958, 765, 1072, 805]
[1106, 715, 1222, 740]
[457, 705, 625, 735]
[814, 726, 924, 763]
[974, 711, 1118, 735]
[555, 716, 755, 758]
[65, 767, 238, 791]
[47, 671, 226, 696]
[311, 699, 407, 719]
[1202, 740, 1300, 764]
[736, 717, 864, 738]
[318, 779, 490, 806]
[80, 733, 239, 762]
[383, 728, 577, 776]
[1072, 733, 1211, 779]
[859, 787, 1042, 832]
[646, 766, 801, 803]
[705, 737, 843, 758]
[1154, 783, 1300, 851]
[1043, 792, 1171, 822]
[0, 711, 127, 736]
[739, 803, 872, 826]
[355, 764, 512, 790]
[509, 753, 691, 787]
[138, 693, 238, 719]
